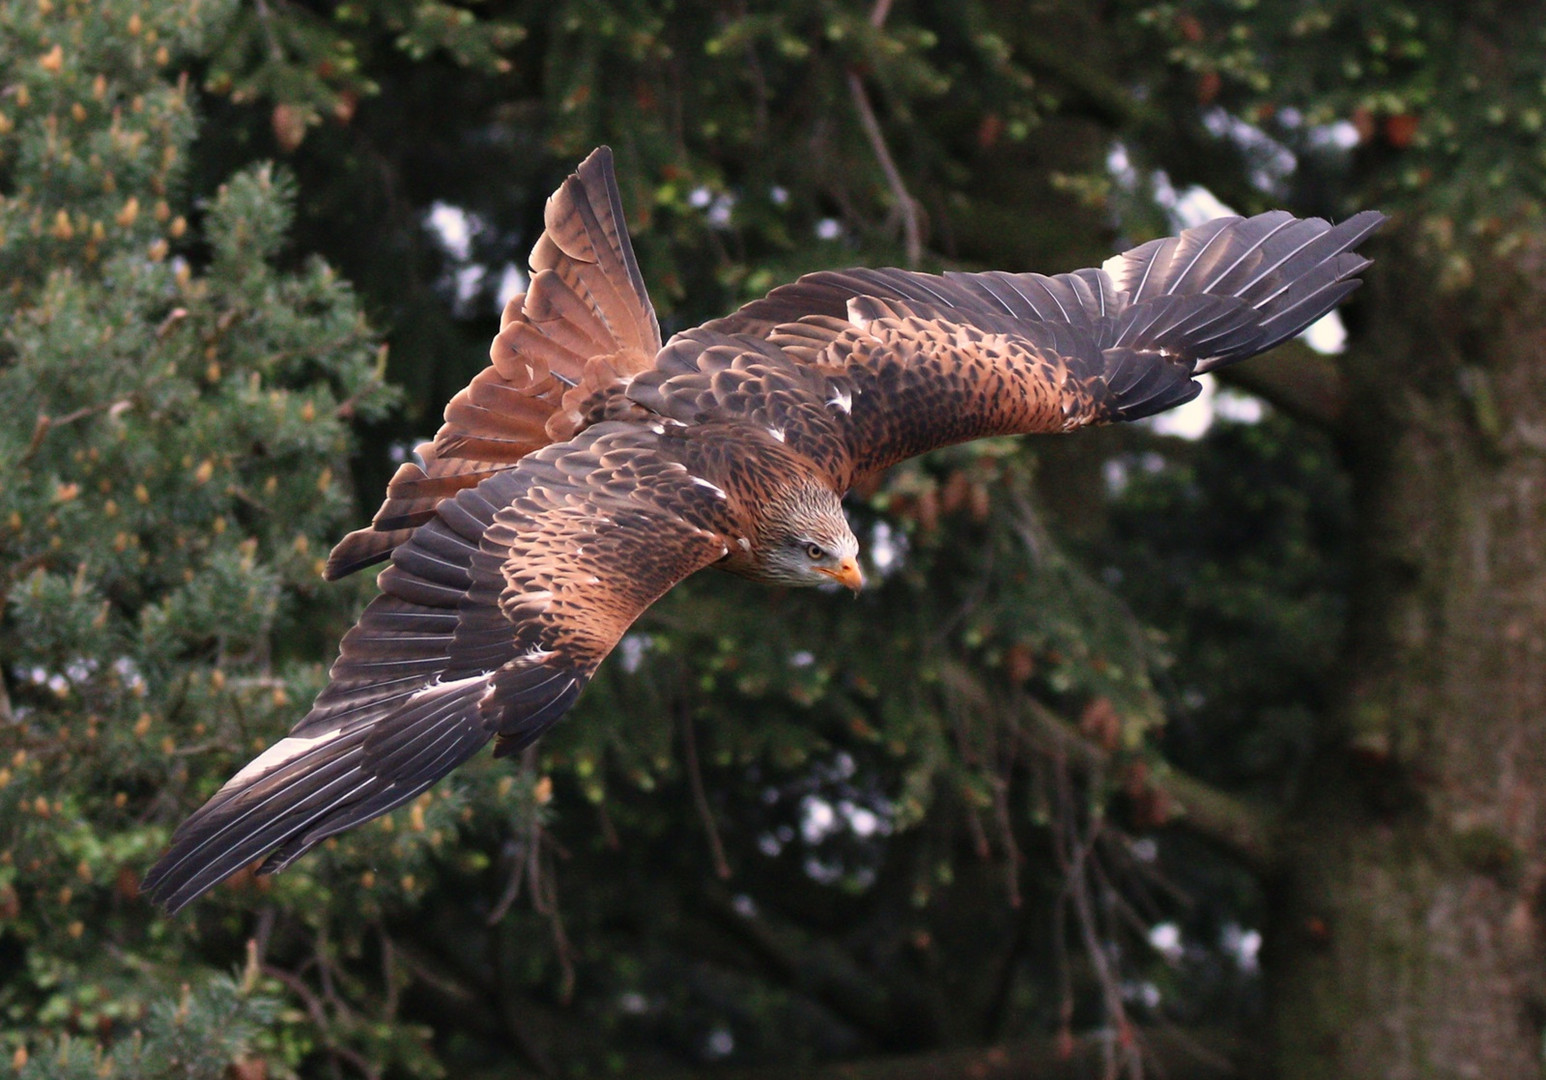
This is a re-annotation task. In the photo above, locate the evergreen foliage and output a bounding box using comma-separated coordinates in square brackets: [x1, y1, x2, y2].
[0, 0, 395, 1071]
[4, 0, 1517, 1076]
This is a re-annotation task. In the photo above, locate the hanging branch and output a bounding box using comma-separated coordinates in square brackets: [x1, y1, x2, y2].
[259, 963, 382, 1080]
[847, 0, 923, 267]
[936, 652, 1277, 871]
[530, 836, 577, 1004]
[847, 72, 924, 268]
[1017, 693, 1279, 872]
[1052, 757, 1144, 1080]
[681, 706, 733, 879]
[1217, 344, 1347, 431]
[487, 748, 543, 925]
[486, 833, 530, 926]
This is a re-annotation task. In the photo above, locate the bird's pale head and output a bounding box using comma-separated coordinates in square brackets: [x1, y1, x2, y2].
[753, 481, 864, 591]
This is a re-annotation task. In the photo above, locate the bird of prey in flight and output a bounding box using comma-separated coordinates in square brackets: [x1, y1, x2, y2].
[144, 147, 1382, 911]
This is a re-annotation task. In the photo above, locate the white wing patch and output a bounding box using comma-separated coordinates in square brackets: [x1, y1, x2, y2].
[827, 387, 852, 414]
[408, 671, 494, 703]
[225, 731, 345, 787]
[691, 476, 728, 499]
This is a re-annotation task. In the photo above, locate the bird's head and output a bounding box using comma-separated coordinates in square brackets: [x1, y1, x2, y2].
[755, 483, 864, 591]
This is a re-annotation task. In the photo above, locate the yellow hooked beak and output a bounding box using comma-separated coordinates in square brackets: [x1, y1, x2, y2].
[818, 556, 865, 592]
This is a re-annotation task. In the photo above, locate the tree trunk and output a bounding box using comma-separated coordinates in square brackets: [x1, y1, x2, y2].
[1267, 238, 1546, 1077]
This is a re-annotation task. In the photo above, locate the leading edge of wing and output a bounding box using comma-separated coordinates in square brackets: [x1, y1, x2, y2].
[663, 210, 1382, 483]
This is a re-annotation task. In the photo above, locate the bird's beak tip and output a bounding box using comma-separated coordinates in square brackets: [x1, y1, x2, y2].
[816, 557, 865, 591]
[837, 557, 865, 592]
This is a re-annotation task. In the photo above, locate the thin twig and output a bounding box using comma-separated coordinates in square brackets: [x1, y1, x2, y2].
[850, 0, 921, 264]
[991, 772, 1023, 908]
[314, 927, 357, 1025]
[21, 399, 133, 463]
[736, 0, 772, 140]
[1054, 762, 1143, 1080]
[1048, 755, 1075, 1052]
[251, 0, 287, 62]
[963, 795, 993, 860]
[250, 907, 276, 969]
[1010, 690, 1279, 871]
[489, 748, 542, 924]
[531, 836, 576, 1003]
[1091, 850, 1163, 943]
[380, 929, 400, 1019]
[595, 797, 621, 851]
[487, 836, 530, 925]
[483, 887, 563, 1079]
[846, 71, 923, 268]
[681, 708, 732, 879]
[260, 964, 382, 1080]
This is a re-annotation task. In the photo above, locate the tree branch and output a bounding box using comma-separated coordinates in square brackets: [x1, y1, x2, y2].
[681, 707, 732, 878]
[847, 71, 923, 268]
[1018, 697, 1280, 872]
[22, 398, 134, 463]
[846, 0, 922, 267]
[1216, 343, 1347, 431]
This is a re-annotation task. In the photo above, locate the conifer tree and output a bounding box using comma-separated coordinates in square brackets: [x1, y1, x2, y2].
[0, 0, 400, 1072]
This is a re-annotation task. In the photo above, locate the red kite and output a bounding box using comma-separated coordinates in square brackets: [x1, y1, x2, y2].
[144, 148, 1382, 910]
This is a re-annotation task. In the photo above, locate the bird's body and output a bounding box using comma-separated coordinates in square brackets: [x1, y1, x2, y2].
[143, 148, 1384, 911]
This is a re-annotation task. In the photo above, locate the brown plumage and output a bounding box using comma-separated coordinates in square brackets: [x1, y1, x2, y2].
[143, 147, 1383, 911]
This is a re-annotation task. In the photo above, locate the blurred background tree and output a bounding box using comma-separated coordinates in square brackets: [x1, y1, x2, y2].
[3, 0, 1544, 1078]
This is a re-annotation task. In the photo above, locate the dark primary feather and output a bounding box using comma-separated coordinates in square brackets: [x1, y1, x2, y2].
[143, 426, 732, 912]
[144, 483, 505, 910]
[661, 208, 1384, 484]
[1101, 209, 1384, 367]
[147, 145, 1382, 911]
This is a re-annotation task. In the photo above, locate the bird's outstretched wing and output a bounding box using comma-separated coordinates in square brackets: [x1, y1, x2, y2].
[635, 210, 1384, 488]
[326, 147, 661, 580]
[144, 426, 730, 912]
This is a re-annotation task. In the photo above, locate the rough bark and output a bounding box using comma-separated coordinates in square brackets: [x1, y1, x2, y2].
[1267, 237, 1546, 1077]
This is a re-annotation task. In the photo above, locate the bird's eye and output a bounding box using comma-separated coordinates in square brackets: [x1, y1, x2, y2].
[805, 543, 825, 561]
